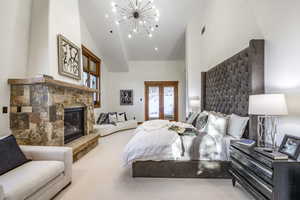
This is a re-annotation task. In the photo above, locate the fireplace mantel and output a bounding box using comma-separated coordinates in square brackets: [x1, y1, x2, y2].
[8, 77, 98, 93]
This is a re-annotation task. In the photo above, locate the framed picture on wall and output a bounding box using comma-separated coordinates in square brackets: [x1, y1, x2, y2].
[120, 90, 134, 105]
[57, 34, 82, 80]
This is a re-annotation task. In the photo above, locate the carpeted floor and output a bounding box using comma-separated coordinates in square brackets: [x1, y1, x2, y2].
[54, 129, 253, 200]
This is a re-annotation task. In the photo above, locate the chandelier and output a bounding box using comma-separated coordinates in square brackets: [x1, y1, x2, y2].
[111, 0, 160, 39]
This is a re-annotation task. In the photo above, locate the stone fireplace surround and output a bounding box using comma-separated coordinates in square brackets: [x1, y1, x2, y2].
[8, 77, 99, 158]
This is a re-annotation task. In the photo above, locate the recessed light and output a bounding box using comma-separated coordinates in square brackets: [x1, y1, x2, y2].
[128, 34, 132, 39]
[154, 47, 158, 51]
[148, 33, 153, 38]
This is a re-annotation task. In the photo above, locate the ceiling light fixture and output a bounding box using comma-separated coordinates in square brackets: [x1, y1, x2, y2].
[110, 0, 160, 39]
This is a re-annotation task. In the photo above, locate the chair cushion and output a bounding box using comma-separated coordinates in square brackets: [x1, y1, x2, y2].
[0, 161, 64, 200]
[0, 135, 29, 175]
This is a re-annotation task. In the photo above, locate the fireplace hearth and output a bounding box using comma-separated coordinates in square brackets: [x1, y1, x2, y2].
[64, 107, 85, 144]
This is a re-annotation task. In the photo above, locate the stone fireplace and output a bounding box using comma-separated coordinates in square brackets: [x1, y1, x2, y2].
[8, 77, 100, 161]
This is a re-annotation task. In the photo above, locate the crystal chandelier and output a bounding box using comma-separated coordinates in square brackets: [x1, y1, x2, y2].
[111, 0, 160, 39]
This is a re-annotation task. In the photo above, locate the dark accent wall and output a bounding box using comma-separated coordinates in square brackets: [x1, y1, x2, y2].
[201, 40, 265, 140]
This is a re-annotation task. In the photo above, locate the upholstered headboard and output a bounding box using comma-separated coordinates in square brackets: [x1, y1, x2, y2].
[201, 40, 265, 140]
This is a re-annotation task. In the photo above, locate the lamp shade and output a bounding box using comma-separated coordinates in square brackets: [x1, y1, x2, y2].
[190, 97, 200, 108]
[249, 94, 288, 116]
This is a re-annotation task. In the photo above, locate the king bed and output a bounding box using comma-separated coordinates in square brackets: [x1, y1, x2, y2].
[123, 40, 265, 178]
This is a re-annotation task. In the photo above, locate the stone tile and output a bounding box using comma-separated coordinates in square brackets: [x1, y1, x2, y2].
[22, 106, 32, 113]
[10, 113, 30, 130]
[10, 106, 17, 113]
[49, 105, 57, 122]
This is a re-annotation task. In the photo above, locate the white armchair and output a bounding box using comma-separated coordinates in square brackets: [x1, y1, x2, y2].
[0, 146, 72, 200]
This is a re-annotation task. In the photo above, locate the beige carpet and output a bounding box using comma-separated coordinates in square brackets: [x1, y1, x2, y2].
[54, 129, 253, 200]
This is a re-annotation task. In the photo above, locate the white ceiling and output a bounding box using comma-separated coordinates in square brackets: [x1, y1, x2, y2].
[79, 0, 203, 71]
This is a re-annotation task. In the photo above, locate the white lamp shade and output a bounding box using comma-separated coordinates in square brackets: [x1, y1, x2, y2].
[190, 99, 200, 107]
[249, 94, 288, 116]
[189, 96, 200, 108]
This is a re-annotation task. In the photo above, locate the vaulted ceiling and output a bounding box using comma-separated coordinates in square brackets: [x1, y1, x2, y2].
[79, 0, 203, 72]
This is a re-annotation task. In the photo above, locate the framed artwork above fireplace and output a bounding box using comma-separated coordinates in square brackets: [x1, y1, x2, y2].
[57, 34, 82, 80]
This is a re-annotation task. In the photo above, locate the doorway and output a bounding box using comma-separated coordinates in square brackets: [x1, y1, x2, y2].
[145, 81, 178, 121]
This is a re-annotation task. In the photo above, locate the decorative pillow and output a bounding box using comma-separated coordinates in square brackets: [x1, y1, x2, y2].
[205, 113, 228, 137]
[186, 112, 199, 125]
[108, 112, 118, 123]
[97, 113, 108, 125]
[117, 112, 127, 122]
[0, 135, 29, 175]
[228, 114, 249, 139]
[195, 112, 209, 131]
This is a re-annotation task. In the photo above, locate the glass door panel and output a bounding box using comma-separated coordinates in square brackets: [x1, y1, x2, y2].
[148, 86, 160, 120]
[164, 87, 175, 120]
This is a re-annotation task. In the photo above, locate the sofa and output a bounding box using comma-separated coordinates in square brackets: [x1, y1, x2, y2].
[0, 145, 72, 200]
[94, 120, 138, 137]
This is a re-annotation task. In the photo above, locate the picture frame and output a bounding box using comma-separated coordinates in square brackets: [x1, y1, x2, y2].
[57, 34, 82, 80]
[120, 90, 134, 105]
[279, 135, 300, 160]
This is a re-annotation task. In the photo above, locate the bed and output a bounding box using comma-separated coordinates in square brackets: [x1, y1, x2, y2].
[125, 40, 265, 178]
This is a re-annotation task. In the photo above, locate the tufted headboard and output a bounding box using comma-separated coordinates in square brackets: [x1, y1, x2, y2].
[201, 40, 265, 140]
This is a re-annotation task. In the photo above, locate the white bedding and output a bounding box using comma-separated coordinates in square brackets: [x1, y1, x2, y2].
[123, 120, 235, 166]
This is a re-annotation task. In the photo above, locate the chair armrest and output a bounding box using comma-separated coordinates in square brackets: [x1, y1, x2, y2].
[20, 146, 73, 180]
[0, 185, 4, 200]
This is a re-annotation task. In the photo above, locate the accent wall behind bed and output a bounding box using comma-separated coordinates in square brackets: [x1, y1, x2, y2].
[201, 39, 265, 140]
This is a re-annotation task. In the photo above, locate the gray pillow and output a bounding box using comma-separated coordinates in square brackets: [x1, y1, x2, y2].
[195, 112, 209, 130]
[186, 112, 199, 125]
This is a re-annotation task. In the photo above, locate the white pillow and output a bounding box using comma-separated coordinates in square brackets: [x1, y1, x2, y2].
[205, 113, 228, 137]
[228, 114, 249, 139]
[108, 113, 118, 123]
[117, 113, 126, 122]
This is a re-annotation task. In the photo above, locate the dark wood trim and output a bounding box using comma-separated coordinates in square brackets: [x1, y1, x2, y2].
[144, 81, 179, 121]
[82, 45, 101, 108]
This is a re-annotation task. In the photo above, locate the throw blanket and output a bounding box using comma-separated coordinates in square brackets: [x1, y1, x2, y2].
[123, 120, 232, 166]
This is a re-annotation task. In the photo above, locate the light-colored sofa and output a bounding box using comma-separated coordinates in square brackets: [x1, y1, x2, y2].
[0, 146, 72, 200]
[94, 120, 138, 137]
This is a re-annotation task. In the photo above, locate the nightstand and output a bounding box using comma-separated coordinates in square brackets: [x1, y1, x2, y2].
[230, 142, 300, 200]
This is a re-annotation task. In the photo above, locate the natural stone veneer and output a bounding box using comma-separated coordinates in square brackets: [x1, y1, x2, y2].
[9, 80, 96, 146]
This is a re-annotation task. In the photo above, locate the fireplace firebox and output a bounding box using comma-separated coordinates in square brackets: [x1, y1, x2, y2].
[64, 107, 85, 144]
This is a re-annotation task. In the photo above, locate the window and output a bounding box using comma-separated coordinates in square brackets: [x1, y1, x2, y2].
[82, 45, 101, 108]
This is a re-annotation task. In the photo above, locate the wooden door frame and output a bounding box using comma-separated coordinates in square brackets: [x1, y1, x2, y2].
[144, 81, 179, 121]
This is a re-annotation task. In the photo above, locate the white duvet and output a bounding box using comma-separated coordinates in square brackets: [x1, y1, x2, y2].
[123, 120, 234, 166]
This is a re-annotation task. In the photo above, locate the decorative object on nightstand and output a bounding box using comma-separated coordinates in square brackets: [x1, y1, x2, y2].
[230, 142, 300, 200]
[249, 94, 288, 148]
[278, 134, 300, 160]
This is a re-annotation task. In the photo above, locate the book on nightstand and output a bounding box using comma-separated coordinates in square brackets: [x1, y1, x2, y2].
[236, 139, 256, 147]
[255, 147, 289, 160]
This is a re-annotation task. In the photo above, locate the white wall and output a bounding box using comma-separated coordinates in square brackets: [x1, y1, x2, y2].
[104, 61, 186, 122]
[28, 0, 83, 85]
[0, 0, 32, 136]
[186, 0, 262, 103]
[48, 0, 82, 84]
[186, 0, 300, 143]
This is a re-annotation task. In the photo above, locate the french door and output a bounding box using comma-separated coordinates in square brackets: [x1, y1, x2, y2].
[145, 81, 178, 121]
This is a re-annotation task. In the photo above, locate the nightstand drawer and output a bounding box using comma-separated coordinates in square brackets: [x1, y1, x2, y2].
[232, 159, 273, 199]
[231, 149, 273, 185]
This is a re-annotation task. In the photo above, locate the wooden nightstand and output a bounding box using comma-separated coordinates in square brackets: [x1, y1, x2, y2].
[230, 142, 300, 200]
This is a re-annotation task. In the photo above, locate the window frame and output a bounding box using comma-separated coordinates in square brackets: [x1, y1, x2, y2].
[82, 45, 101, 108]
